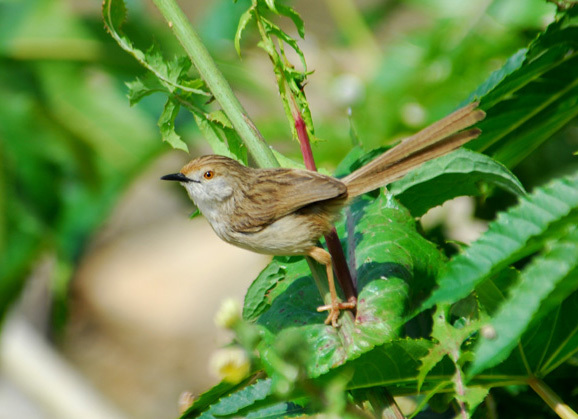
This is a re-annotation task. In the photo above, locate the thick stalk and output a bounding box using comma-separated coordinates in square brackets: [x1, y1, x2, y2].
[151, 0, 279, 168]
[528, 377, 578, 419]
[362, 387, 406, 419]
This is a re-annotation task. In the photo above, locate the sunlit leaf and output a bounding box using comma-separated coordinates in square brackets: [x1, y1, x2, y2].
[421, 171, 578, 312]
[248, 192, 444, 378]
[417, 306, 482, 392]
[192, 111, 247, 162]
[389, 148, 526, 217]
[235, 7, 254, 57]
[467, 6, 578, 167]
[207, 110, 233, 129]
[264, 0, 277, 13]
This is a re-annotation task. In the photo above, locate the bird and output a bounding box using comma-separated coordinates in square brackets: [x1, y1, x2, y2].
[161, 102, 485, 327]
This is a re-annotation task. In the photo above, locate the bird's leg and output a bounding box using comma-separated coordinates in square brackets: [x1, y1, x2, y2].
[308, 247, 356, 327]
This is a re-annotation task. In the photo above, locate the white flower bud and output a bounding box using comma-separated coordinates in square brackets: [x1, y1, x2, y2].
[214, 298, 242, 329]
[209, 348, 250, 384]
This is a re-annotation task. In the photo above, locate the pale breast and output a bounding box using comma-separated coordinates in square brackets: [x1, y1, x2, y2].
[215, 212, 330, 256]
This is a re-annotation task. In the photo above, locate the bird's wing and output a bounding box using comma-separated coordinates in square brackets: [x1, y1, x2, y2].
[231, 168, 347, 233]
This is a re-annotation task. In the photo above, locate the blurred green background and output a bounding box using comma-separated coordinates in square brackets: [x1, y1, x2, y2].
[1, 0, 574, 418]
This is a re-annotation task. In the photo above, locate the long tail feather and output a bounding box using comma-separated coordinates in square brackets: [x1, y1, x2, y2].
[343, 103, 485, 198]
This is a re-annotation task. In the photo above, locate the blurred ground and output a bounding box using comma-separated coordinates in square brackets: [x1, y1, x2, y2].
[61, 152, 269, 419]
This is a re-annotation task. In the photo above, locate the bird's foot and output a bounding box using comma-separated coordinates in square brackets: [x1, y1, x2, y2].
[317, 297, 356, 327]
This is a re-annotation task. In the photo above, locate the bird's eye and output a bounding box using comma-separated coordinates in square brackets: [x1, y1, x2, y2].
[203, 170, 214, 180]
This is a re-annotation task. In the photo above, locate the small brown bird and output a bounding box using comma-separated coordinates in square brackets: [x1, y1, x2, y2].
[162, 103, 485, 327]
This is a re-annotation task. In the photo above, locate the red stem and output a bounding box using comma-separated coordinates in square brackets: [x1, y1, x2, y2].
[290, 94, 357, 303]
[294, 111, 317, 171]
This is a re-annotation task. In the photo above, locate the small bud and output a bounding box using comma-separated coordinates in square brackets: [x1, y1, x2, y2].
[214, 298, 242, 329]
[481, 325, 497, 340]
[178, 391, 195, 414]
[209, 348, 250, 384]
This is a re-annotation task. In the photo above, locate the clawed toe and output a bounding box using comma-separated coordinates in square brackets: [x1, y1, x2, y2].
[317, 299, 356, 327]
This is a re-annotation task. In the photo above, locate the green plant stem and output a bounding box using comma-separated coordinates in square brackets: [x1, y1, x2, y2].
[528, 377, 578, 419]
[364, 387, 405, 419]
[151, 0, 279, 168]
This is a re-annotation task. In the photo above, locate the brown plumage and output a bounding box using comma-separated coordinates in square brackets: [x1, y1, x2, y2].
[162, 102, 486, 327]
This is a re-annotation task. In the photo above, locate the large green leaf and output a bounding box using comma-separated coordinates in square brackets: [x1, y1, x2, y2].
[315, 338, 457, 395]
[181, 380, 243, 418]
[421, 170, 578, 312]
[246, 192, 444, 379]
[519, 290, 578, 377]
[182, 377, 307, 419]
[389, 148, 525, 217]
[185, 379, 274, 419]
[467, 6, 578, 167]
[470, 225, 578, 375]
[470, 289, 578, 384]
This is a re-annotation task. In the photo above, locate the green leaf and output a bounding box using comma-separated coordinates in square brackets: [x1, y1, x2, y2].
[235, 7, 254, 56]
[248, 192, 445, 378]
[464, 50, 526, 102]
[126, 73, 166, 105]
[271, 150, 306, 170]
[334, 146, 384, 178]
[181, 378, 274, 419]
[242, 401, 307, 418]
[417, 306, 482, 392]
[475, 268, 519, 316]
[479, 290, 578, 382]
[243, 256, 308, 322]
[276, 4, 305, 38]
[389, 148, 526, 217]
[469, 225, 578, 376]
[103, 0, 209, 97]
[421, 170, 578, 312]
[521, 291, 578, 376]
[458, 385, 489, 415]
[467, 6, 578, 167]
[207, 110, 233, 129]
[263, 19, 307, 72]
[192, 111, 247, 162]
[264, 0, 277, 13]
[316, 338, 456, 395]
[180, 380, 239, 418]
[102, 0, 127, 35]
[203, 379, 273, 418]
[158, 98, 188, 152]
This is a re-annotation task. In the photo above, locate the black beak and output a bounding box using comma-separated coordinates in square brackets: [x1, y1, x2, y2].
[161, 173, 191, 182]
